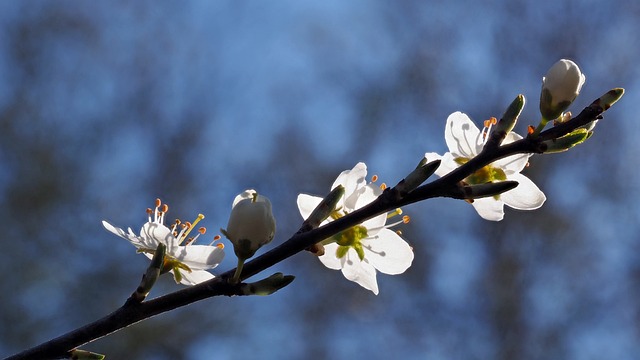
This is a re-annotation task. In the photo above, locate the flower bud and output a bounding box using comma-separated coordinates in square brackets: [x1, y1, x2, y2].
[541, 128, 591, 153]
[540, 59, 586, 120]
[70, 349, 106, 360]
[223, 189, 276, 261]
[240, 272, 295, 296]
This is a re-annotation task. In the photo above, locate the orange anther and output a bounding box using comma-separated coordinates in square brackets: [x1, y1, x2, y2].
[527, 125, 535, 134]
[146, 208, 153, 215]
[213, 235, 221, 241]
[371, 175, 378, 182]
[161, 204, 169, 213]
[198, 227, 206, 234]
[402, 215, 410, 224]
[155, 198, 162, 207]
[380, 183, 387, 190]
[216, 243, 225, 249]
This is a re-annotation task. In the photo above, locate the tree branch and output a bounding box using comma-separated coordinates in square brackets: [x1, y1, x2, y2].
[5, 90, 620, 360]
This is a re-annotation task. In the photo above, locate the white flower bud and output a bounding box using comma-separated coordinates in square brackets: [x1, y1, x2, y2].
[540, 59, 586, 120]
[224, 189, 276, 260]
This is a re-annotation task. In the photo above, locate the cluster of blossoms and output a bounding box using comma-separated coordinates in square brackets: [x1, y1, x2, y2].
[103, 199, 225, 285]
[425, 112, 546, 221]
[425, 59, 586, 221]
[297, 163, 414, 295]
[103, 59, 591, 295]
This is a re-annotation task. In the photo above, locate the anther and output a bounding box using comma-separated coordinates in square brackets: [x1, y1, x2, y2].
[380, 183, 387, 190]
[402, 215, 410, 224]
[198, 227, 206, 235]
[387, 208, 403, 219]
[527, 125, 535, 134]
[146, 208, 153, 215]
[155, 198, 161, 208]
[161, 204, 169, 213]
[371, 175, 379, 182]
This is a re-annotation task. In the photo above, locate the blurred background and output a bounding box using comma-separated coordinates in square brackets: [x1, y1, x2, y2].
[0, 1, 638, 359]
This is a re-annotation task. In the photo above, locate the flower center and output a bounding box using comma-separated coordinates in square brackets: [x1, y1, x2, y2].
[333, 225, 368, 261]
[454, 157, 507, 185]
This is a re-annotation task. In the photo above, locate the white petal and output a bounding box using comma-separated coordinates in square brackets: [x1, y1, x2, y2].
[502, 173, 546, 210]
[102, 220, 146, 248]
[341, 249, 379, 295]
[495, 153, 530, 174]
[296, 194, 324, 221]
[355, 184, 386, 232]
[317, 243, 345, 270]
[427, 152, 459, 177]
[177, 269, 215, 285]
[140, 222, 176, 248]
[332, 163, 367, 200]
[362, 229, 414, 275]
[171, 245, 225, 270]
[471, 197, 505, 221]
[445, 112, 482, 158]
[424, 152, 442, 164]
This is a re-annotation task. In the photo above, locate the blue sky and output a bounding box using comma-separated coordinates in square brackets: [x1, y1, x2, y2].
[1, 1, 639, 359]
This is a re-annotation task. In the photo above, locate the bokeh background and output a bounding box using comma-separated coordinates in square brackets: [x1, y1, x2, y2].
[1, 1, 638, 359]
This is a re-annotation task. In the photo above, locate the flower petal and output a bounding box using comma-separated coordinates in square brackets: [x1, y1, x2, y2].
[426, 152, 459, 177]
[471, 197, 505, 221]
[296, 194, 323, 221]
[317, 243, 345, 270]
[341, 249, 379, 295]
[355, 184, 386, 232]
[178, 269, 215, 285]
[502, 173, 546, 210]
[362, 229, 414, 275]
[171, 245, 225, 270]
[140, 222, 175, 248]
[102, 220, 142, 246]
[445, 112, 482, 158]
[332, 162, 367, 198]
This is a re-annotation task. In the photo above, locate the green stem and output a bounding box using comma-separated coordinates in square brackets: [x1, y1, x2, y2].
[231, 257, 245, 284]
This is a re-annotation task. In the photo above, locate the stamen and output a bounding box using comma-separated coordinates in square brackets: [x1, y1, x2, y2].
[402, 215, 410, 224]
[209, 234, 222, 246]
[371, 175, 379, 182]
[198, 227, 206, 235]
[380, 183, 387, 190]
[178, 214, 205, 244]
[387, 208, 403, 219]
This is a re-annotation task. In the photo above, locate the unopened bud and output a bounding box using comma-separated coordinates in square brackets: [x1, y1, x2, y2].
[240, 272, 295, 296]
[459, 181, 519, 200]
[302, 185, 345, 230]
[69, 349, 106, 360]
[131, 243, 165, 302]
[541, 129, 591, 153]
[395, 158, 441, 196]
[540, 59, 586, 120]
[222, 189, 276, 261]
